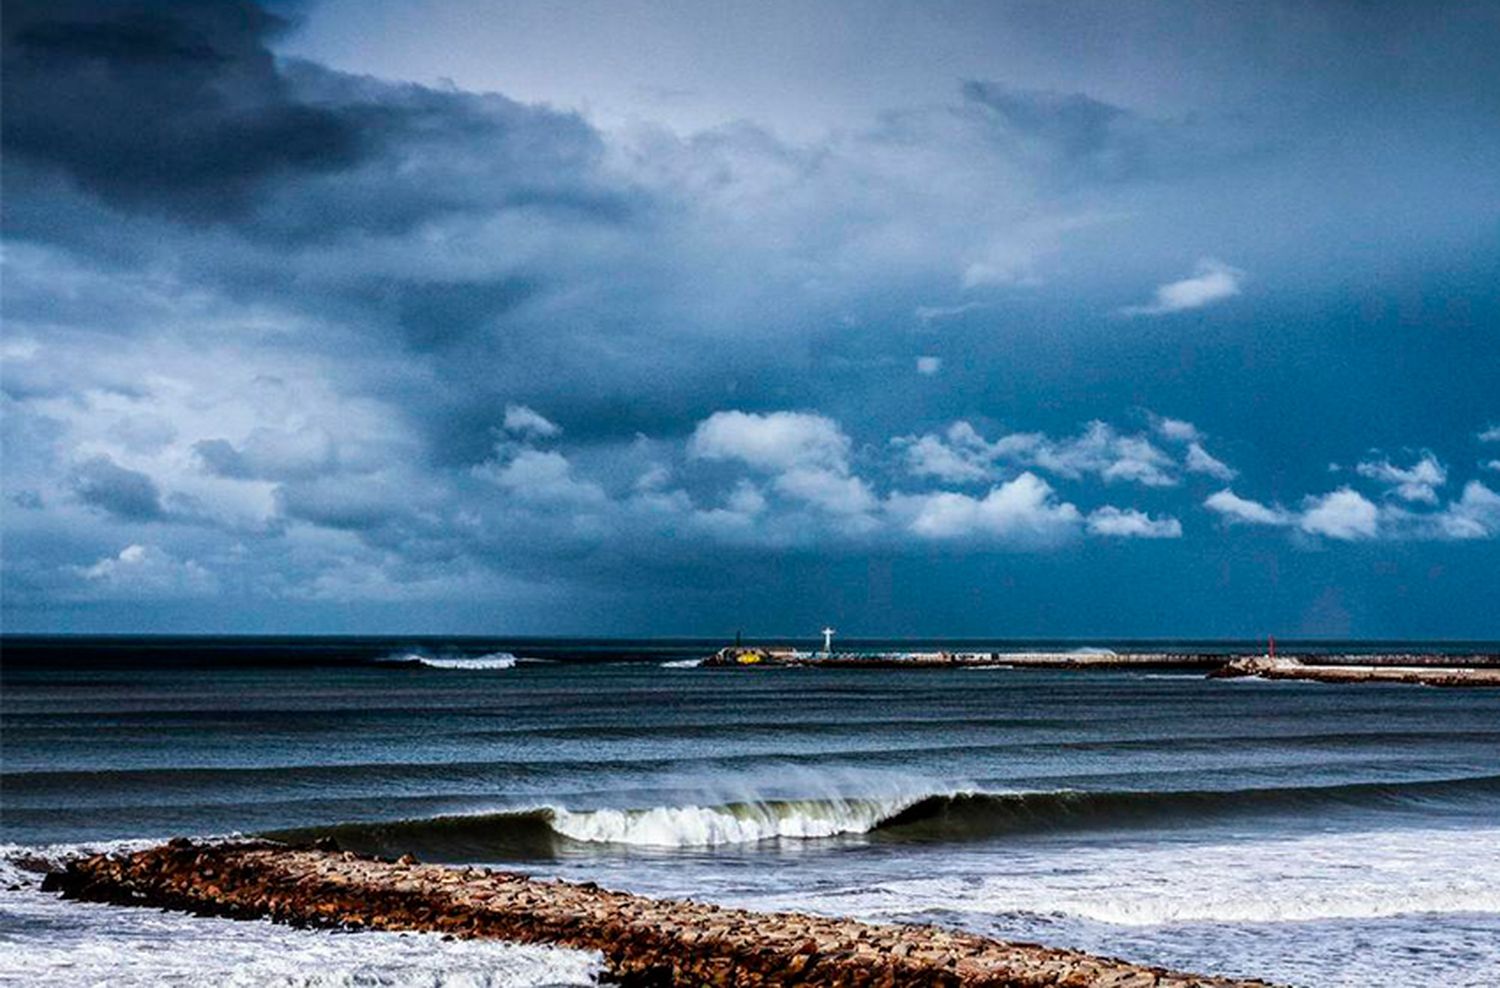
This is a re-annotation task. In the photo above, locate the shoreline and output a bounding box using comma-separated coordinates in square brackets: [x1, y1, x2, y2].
[45, 839, 1277, 987]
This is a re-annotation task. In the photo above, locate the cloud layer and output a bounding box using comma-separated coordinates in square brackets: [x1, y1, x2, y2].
[3, 1, 1499, 635]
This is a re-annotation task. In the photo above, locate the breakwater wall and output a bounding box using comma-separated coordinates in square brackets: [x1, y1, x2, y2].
[704, 649, 1228, 670]
[45, 839, 1275, 987]
[1212, 656, 1500, 687]
[704, 647, 1500, 676]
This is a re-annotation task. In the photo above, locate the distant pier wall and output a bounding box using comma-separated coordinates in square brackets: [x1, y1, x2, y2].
[1211, 656, 1500, 687]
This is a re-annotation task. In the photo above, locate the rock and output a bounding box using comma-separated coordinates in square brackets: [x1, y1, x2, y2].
[52, 840, 1281, 988]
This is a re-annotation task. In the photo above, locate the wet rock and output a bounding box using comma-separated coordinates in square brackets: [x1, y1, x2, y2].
[53, 841, 1279, 987]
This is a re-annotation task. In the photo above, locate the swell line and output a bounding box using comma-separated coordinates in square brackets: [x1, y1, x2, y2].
[263, 773, 1500, 860]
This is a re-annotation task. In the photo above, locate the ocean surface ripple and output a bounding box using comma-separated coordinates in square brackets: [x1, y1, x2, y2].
[4, 641, 1499, 987]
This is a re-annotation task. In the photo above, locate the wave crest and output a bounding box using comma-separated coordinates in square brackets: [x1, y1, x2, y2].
[550, 796, 919, 846]
[379, 652, 519, 670]
[266, 775, 1500, 860]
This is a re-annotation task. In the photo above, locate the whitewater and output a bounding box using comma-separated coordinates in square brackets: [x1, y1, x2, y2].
[5, 644, 1499, 987]
[379, 651, 523, 669]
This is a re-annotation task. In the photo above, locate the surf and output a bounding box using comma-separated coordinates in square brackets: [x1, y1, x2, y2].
[264, 773, 1500, 859]
[378, 651, 521, 670]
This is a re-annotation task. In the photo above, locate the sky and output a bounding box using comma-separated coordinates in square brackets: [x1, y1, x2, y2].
[2, 0, 1499, 638]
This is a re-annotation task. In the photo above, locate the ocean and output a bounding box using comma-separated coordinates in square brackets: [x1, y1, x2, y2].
[3, 637, 1498, 987]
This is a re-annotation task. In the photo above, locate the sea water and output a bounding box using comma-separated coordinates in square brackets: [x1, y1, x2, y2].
[3, 639, 1498, 986]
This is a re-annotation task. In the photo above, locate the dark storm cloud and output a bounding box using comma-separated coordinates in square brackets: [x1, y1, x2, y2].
[70, 454, 165, 521]
[1, 0, 368, 222]
[1, 0, 631, 239]
[274, 481, 406, 532]
[388, 278, 540, 351]
[3, 0, 1498, 635]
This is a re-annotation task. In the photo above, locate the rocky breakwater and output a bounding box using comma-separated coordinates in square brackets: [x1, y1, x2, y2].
[44, 839, 1276, 987]
[1212, 655, 1500, 687]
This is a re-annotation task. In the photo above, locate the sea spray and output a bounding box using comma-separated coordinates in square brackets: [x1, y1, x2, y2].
[378, 651, 520, 670]
[266, 774, 1500, 857]
[547, 795, 925, 847]
[1, 847, 601, 988]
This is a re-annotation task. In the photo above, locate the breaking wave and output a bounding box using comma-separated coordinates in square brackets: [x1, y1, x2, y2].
[379, 652, 520, 670]
[659, 658, 703, 669]
[265, 774, 1500, 860]
[0, 838, 169, 888]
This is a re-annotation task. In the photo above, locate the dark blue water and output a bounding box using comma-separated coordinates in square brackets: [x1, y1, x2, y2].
[3, 639, 1498, 987]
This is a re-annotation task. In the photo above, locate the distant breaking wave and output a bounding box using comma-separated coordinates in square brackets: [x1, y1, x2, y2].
[659, 658, 703, 669]
[379, 652, 520, 670]
[266, 774, 1500, 860]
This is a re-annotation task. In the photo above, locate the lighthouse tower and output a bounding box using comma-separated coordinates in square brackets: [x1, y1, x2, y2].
[821, 626, 836, 655]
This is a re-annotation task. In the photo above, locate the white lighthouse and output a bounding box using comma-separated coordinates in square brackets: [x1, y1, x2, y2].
[821, 626, 836, 655]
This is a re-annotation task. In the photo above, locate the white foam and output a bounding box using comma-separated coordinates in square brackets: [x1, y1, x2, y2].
[659, 658, 703, 669]
[546, 795, 928, 847]
[1, 842, 600, 987]
[383, 652, 519, 670]
[0, 838, 168, 887]
[764, 825, 1500, 926]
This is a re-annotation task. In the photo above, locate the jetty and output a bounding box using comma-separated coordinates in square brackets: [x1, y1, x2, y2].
[700, 641, 1500, 685]
[1210, 655, 1500, 688]
[700, 646, 1226, 670]
[46, 839, 1276, 987]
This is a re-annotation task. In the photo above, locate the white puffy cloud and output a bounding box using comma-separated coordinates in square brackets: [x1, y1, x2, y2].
[1205, 485, 1384, 542]
[1479, 425, 1500, 443]
[725, 480, 767, 517]
[1355, 453, 1446, 504]
[1298, 487, 1380, 540]
[75, 544, 219, 597]
[895, 425, 994, 483]
[1152, 416, 1235, 479]
[915, 356, 942, 376]
[1425, 481, 1500, 540]
[773, 467, 877, 517]
[502, 404, 562, 439]
[893, 472, 1082, 541]
[1206, 473, 1500, 544]
[1184, 442, 1237, 481]
[688, 411, 850, 472]
[476, 448, 607, 507]
[1154, 417, 1202, 443]
[687, 410, 878, 521]
[689, 481, 768, 536]
[1119, 258, 1243, 316]
[1204, 489, 1292, 526]
[1029, 423, 1178, 487]
[894, 419, 1182, 488]
[1086, 506, 1183, 538]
